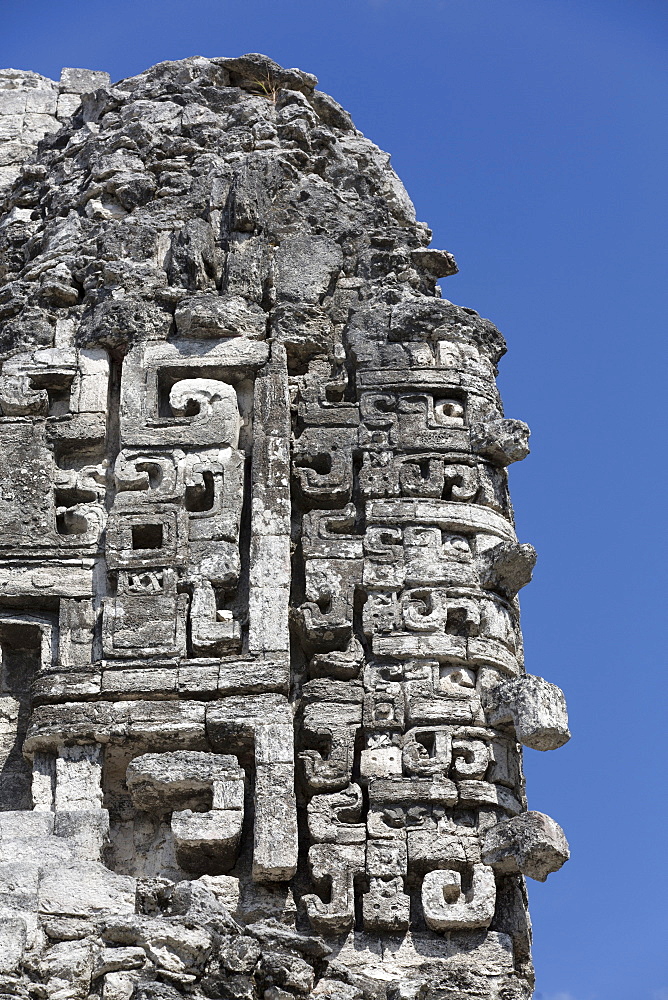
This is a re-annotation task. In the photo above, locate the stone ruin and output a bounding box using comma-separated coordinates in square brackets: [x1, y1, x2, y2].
[0, 53, 570, 1000]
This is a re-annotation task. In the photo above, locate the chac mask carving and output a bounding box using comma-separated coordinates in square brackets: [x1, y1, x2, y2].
[0, 53, 570, 1000]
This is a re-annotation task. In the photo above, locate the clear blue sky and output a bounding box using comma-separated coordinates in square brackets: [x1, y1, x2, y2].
[2, 1, 666, 997]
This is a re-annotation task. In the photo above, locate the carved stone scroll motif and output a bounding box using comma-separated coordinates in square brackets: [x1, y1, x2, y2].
[0, 54, 569, 1000]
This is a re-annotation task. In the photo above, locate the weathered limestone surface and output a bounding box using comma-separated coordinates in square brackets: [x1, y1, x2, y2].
[0, 53, 569, 1000]
[0, 67, 111, 194]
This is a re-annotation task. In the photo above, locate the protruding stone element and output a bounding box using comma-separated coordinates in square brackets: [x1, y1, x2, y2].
[307, 783, 365, 843]
[409, 247, 459, 277]
[126, 751, 245, 873]
[362, 876, 410, 931]
[171, 807, 244, 875]
[59, 67, 111, 94]
[479, 540, 537, 598]
[483, 674, 571, 750]
[482, 810, 570, 881]
[422, 865, 497, 930]
[471, 417, 531, 465]
[304, 843, 365, 934]
[175, 293, 266, 339]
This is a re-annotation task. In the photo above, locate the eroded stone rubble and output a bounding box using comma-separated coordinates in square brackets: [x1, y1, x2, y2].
[0, 53, 570, 1000]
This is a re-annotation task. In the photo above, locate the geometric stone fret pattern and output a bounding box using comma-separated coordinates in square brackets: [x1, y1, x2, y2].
[0, 53, 569, 1000]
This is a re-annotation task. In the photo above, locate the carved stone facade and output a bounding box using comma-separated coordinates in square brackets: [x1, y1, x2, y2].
[0, 54, 569, 1000]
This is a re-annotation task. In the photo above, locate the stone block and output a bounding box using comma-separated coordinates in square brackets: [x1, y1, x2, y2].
[249, 533, 291, 588]
[215, 656, 290, 696]
[178, 662, 219, 696]
[366, 839, 407, 877]
[102, 593, 188, 658]
[421, 865, 496, 931]
[0, 914, 26, 972]
[482, 811, 570, 881]
[32, 752, 56, 811]
[94, 946, 146, 977]
[247, 585, 290, 653]
[359, 746, 402, 781]
[0, 114, 23, 140]
[0, 861, 40, 908]
[38, 861, 136, 916]
[0, 163, 21, 190]
[254, 722, 294, 764]
[101, 666, 179, 696]
[172, 808, 244, 874]
[183, 873, 241, 916]
[25, 89, 58, 114]
[483, 673, 571, 750]
[362, 877, 410, 932]
[0, 809, 54, 839]
[102, 971, 137, 1000]
[470, 417, 531, 466]
[54, 809, 110, 861]
[22, 112, 58, 142]
[33, 670, 102, 701]
[457, 779, 522, 815]
[0, 90, 27, 113]
[56, 92, 82, 119]
[175, 293, 266, 338]
[55, 744, 103, 810]
[252, 761, 298, 882]
[59, 67, 111, 93]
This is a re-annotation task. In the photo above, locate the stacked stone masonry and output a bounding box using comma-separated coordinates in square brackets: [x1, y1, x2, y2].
[0, 54, 570, 1000]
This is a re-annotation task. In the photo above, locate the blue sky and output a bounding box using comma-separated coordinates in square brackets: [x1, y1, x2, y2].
[2, 1, 667, 996]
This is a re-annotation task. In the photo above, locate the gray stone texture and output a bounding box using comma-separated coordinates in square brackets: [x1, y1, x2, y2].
[0, 67, 106, 194]
[0, 52, 570, 1000]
